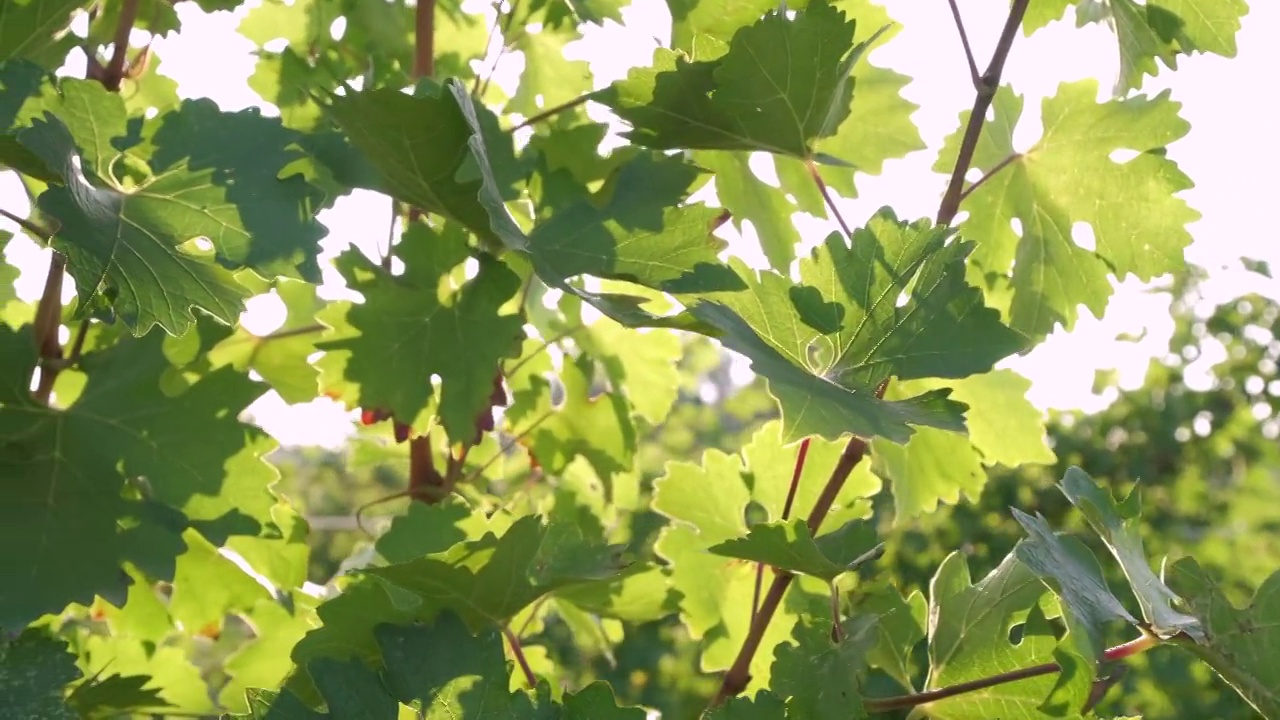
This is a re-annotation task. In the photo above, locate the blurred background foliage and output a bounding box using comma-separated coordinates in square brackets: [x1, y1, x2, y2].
[269, 262, 1279, 719]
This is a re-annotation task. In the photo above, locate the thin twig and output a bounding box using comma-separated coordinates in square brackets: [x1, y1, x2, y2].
[475, 0, 522, 99]
[503, 625, 538, 688]
[504, 324, 586, 378]
[865, 631, 1159, 712]
[936, 0, 1032, 226]
[31, 254, 65, 404]
[382, 198, 397, 270]
[957, 152, 1021, 205]
[258, 323, 327, 342]
[806, 158, 853, 240]
[512, 93, 593, 131]
[103, 0, 141, 90]
[461, 407, 556, 485]
[0, 208, 58, 240]
[946, 0, 982, 89]
[710, 437, 872, 707]
[780, 437, 811, 521]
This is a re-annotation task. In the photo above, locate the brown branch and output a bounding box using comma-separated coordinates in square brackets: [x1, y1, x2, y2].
[866, 631, 1159, 713]
[936, 0, 1031, 226]
[503, 625, 538, 688]
[414, 0, 436, 79]
[946, 0, 982, 89]
[710, 437, 872, 707]
[103, 0, 141, 90]
[31, 254, 66, 404]
[780, 437, 812, 521]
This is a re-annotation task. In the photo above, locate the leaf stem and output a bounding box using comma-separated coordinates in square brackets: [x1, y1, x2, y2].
[504, 323, 586, 379]
[865, 631, 1160, 712]
[0, 208, 58, 240]
[710, 436, 872, 707]
[806, 158, 853, 240]
[503, 624, 538, 688]
[513, 92, 594, 131]
[936, 0, 1031, 226]
[957, 152, 1022, 205]
[31, 254, 66, 404]
[946, 0, 982, 89]
[413, 0, 436, 79]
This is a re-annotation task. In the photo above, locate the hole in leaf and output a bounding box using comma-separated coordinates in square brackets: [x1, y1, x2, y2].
[462, 257, 480, 281]
[965, 167, 983, 183]
[1070, 222, 1096, 252]
[1109, 148, 1140, 164]
[1009, 218, 1023, 238]
[242, 292, 287, 336]
[747, 153, 781, 188]
[329, 17, 347, 40]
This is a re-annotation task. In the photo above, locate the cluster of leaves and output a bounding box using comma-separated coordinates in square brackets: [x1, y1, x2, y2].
[0, 0, 1272, 718]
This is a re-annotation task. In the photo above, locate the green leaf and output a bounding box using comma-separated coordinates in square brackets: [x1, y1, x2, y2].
[0, 630, 79, 719]
[18, 88, 328, 335]
[708, 518, 880, 582]
[1057, 467, 1201, 639]
[651, 425, 878, 687]
[1167, 560, 1280, 718]
[924, 552, 1065, 719]
[251, 613, 646, 718]
[168, 529, 273, 632]
[507, 24, 593, 118]
[854, 584, 926, 691]
[367, 511, 628, 631]
[689, 209, 1023, 442]
[209, 279, 325, 404]
[0, 325, 277, 627]
[771, 618, 877, 719]
[936, 82, 1197, 338]
[705, 692, 787, 719]
[326, 79, 520, 249]
[600, 0, 867, 158]
[0, 0, 82, 66]
[1027, 0, 1248, 93]
[508, 351, 637, 479]
[697, 150, 802, 271]
[317, 222, 523, 440]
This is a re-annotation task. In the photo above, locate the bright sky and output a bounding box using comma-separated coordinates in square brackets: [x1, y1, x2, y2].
[2, 0, 1277, 448]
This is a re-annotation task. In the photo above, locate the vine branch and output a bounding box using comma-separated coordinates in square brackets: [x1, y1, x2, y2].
[936, 0, 1031, 226]
[865, 631, 1160, 712]
[711, 437, 872, 707]
[946, 0, 982, 89]
[103, 0, 141, 90]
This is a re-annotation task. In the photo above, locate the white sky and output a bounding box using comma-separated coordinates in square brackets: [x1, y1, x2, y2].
[2, 0, 1277, 448]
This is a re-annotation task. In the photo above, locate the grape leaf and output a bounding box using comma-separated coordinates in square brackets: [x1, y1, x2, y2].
[854, 584, 927, 691]
[705, 692, 787, 719]
[168, 529, 272, 632]
[600, 0, 867, 158]
[1167, 559, 1280, 718]
[507, 351, 638, 479]
[924, 552, 1075, 719]
[771, 618, 877, 719]
[689, 209, 1023, 442]
[316, 222, 524, 440]
[209, 279, 325, 404]
[652, 426, 878, 687]
[507, 23, 593, 118]
[1057, 467, 1201, 639]
[17, 85, 329, 335]
[696, 150, 802, 271]
[0, 0, 81, 66]
[218, 597, 318, 713]
[870, 370, 1052, 518]
[325, 79, 520, 249]
[936, 81, 1197, 339]
[0, 325, 277, 627]
[367, 511, 628, 631]
[1023, 0, 1247, 93]
[708, 518, 880, 582]
[247, 614, 646, 719]
[0, 630, 79, 719]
